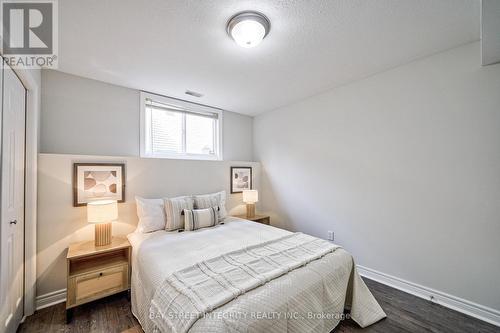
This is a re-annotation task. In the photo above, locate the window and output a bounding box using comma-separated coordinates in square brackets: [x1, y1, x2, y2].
[140, 92, 222, 160]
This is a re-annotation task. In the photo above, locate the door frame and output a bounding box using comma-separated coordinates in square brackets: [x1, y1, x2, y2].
[9, 67, 40, 317]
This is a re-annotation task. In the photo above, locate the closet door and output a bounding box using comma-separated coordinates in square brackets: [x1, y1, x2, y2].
[0, 60, 26, 332]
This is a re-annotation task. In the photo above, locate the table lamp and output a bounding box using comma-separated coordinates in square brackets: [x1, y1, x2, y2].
[87, 199, 117, 246]
[243, 190, 258, 218]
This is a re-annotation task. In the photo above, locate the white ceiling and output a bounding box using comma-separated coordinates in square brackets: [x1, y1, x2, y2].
[58, 0, 480, 116]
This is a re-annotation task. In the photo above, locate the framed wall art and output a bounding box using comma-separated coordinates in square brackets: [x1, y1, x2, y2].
[73, 163, 125, 206]
[230, 166, 252, 193]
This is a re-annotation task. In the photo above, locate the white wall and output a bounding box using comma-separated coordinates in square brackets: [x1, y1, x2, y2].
[41, 70, 254, 161]
[37, 153, 260, 297]
[254, 42, 500, 313]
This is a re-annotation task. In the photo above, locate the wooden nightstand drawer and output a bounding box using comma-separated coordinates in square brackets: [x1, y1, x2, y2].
[66, 238, 131, 316]
[70, 264, 129, 304]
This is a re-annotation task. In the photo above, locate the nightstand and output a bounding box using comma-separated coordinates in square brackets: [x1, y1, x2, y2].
[233, 214, 270, 225]
[66, 237, 131, 323]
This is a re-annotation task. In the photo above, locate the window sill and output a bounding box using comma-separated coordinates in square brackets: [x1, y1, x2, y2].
[140, 153, 222, 161]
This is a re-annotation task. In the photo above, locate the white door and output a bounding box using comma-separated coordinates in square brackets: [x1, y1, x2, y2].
[0, 60, 26, 333]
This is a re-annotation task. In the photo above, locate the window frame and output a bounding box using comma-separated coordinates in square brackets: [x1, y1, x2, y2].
[140, 91, 223, 160]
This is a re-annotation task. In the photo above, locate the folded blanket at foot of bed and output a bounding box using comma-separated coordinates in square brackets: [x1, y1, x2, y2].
[149, 232, 386, 333]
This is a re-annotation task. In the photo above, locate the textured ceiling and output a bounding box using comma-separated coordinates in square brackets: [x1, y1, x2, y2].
[58, 0, 480, 115]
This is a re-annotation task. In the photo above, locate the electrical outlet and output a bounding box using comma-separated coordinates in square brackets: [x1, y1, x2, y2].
[327, 231, 334, 241]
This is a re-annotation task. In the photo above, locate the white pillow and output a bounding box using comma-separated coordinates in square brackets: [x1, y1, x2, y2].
[135, 196, 166, 233]
[164, 196, 194, 231]
[193, 190, 227, 221]
[183, 207, 219, 231]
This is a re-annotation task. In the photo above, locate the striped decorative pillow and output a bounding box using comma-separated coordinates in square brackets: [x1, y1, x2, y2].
[183, 207, 219, 231]
[164, 196, 194, 231]
[193, 191, 227, 221]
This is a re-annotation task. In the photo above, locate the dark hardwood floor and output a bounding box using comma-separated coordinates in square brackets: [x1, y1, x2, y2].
[336, 279, 499, 333]
[18, 278, 499, 333]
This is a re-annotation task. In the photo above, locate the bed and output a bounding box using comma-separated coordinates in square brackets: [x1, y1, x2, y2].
[128, 217, 386, 333]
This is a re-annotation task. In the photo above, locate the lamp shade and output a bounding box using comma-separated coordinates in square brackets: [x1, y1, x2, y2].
[87, 200, 118, 224]
[243, 190, 258, 204]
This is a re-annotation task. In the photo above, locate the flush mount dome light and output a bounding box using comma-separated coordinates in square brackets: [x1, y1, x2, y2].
[227, 11, 270, 48]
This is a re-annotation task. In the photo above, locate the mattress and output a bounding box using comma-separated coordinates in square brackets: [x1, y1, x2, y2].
[128, 217, 385, 332]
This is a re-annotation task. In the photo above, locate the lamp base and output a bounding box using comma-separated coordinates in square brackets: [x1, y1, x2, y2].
[95, 222, 112, 246]
[246, 203, 256, 219]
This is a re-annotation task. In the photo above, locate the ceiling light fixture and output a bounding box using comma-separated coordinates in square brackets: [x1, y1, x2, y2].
[227, 11, 270, 48]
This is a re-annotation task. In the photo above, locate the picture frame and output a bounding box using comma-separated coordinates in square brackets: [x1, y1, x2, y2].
[73, 163, 126, 207]
[230, 166, 252, 193]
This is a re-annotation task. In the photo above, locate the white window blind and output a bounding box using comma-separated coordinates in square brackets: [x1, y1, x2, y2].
[141, 93, 222, 160]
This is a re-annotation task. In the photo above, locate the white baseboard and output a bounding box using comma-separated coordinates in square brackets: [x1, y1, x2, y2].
[35, 289, 66, 310]
[357, 265, 500, 327]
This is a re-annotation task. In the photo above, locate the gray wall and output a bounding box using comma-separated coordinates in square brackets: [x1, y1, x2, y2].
[254, 42, 500, 312]
[41, 70, 254, 161]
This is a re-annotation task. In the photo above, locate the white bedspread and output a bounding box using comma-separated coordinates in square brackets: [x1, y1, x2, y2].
[128, 218, 386, 333]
